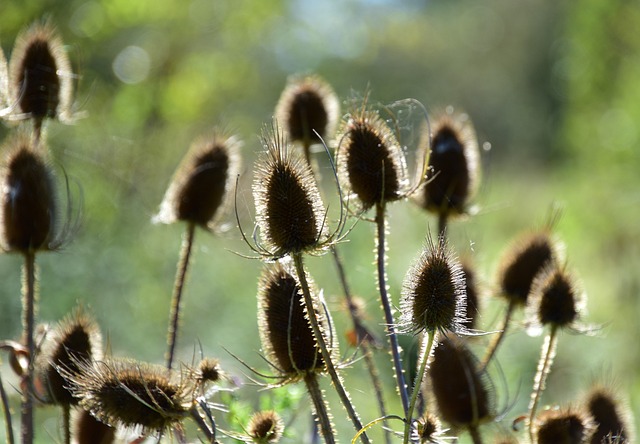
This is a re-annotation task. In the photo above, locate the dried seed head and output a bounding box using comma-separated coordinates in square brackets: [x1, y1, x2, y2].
[247, 410, 285, 443]
[155, 131, 241, 230]
[526, 265, 585, 331]
[73, 408, 115, 444]
[534, 407, 595, 444]
[336, 105, 408, 210]
[9, 21, 73, 123]
[61, 357, 196, 435]
[35, 306, 102, 406]
[257, 262, 335, 381]
[275, 74, 339, 147]
[497, 230, 560, 306]
[416, 412, 448, 443]
[196, 357, 223, 383]
[429, 335, 494, 429]
[584, 385, 632, 443]
[0, 135, 58, 253]
[416, 109, 480, 218]
[253, 127, 328, 257]
[400, 236, 467, 334]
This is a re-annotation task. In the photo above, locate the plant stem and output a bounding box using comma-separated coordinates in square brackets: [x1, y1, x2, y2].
[166, 222, 196, 370]
[528, 325, 558, 442]
[63, 405, 71, 444]
[375, 202, 410, 416]
[480, 300, 515, 372]
[0, 370, 14, 444]
[403, 331, 435, 444]
[437, 212, 448, 239]
[189, 404, 216, 443]
[292, 253, 370, 444]
[21, 251, 36, 444]
[305, 373, 336, 444]
[469, 425, 484, 444]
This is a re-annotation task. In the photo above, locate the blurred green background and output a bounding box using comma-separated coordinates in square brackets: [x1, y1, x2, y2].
[1, 0, 639, 442]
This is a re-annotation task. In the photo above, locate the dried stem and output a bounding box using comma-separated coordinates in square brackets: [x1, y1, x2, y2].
[480, 300, 515, 372]
[528, 325, 558, 442]
[21, 251, 36, 444]
[403, 331, 435, 444]
[62, 405, 71, 444]
[0, 370, 14, 444]
[305, 373, 336, 444]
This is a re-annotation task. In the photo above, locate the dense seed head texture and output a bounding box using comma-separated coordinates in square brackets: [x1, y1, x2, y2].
[336, 106, 408, 210]
[275, 74, 340, 147]
[253, 127, 328, 257]
[584, 386, 633, 444]
[155, 131, 241, 230]
[534, 407, 595, 444]
[247, 410, 285, 443]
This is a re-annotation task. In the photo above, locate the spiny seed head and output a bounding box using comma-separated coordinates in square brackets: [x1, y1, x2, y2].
[35, 306, 102, 406]
[257, 261, 335, 381]
[336, 105, 408, 210]
[534, 407, 595, 444]
[61, 357, 196, 435]
[73, 408, 115, 444]
[526, 265, 585, 330]
[416, 412, 446, 443]
[429, 335, 494, 429]
[275, 74, 340, 147]
[497, 230, 560, 306]
[0, 135, 58, 253]
[9, 20, 73, 123]
[400, 235, 467, 334]
[247, 410, 285, 443]
[584, 385, 632, 443]
[253, 126, 328, 257]
[155, 131, 241, 230]
[196, 357, 223, 383]
[460, 259, 481, 331]
[417, 109, 480, 218]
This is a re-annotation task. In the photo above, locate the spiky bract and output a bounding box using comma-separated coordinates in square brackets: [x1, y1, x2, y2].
[247, 410, 284, 443]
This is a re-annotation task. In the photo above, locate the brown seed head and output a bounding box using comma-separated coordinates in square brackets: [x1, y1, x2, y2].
[534, 407, 595, 444]
[9, 21, 73, 123]
[429, 335, 494, 429]
[155, 131, 241, 230]
[400, 236, 466, 334]
[247, 410, 285, 443]
[35, 306, 102, 406]
[584, 385, 632, 443]
[416, 412, 445, 443]
[253, 126, 328, 257]
[336, 104, 408, 210]
[73, 408, 115, 444]
[196, 357, 223, 383]
[0, 135, 57, 253]
[257, 262, 335, 381]
[275, 74, 340, 147]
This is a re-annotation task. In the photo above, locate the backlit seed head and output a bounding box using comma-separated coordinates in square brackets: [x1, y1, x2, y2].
[257, 261, 335, 381]
[496, 230, 560, 306]
[61, 357, 196, 435]
[534, 407, 595, 444]
[275, 74, 339, 148]
[8, 21, 73, 123]
[416, 109, 480, 218]
[247, 410, 285, 443]
[253, 126, 328, 257]
[429, 335, 494, 429]
[336, 104, 408, 210]
[416, 412, 449, 443]
[584, 385, 633, 444]
[155, 131, 241, 230]
[35, 306, 102, 406]
[196, 357, 223, 383]
[73, 408, 115, 444]
[0, 135, 58, 253]
[400, 235, 467, 334]
[526, 265, 585, 331]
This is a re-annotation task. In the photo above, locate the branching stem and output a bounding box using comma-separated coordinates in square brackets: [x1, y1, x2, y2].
[21, 251, 36, 444]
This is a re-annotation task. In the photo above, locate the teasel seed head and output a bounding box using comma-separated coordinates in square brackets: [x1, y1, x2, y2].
[429, 334, 494, 429]
[584, 385, 633, 443]
[155, 130, 241, 231]
[35, 306, 102, 406]
[275, 74, 340, 149]
[247, 410, 285, 443]
[196, 357, 223, 383]
[336, 102, 408, 210]
[8, 20, 73, 124]
[73, 408, 115, 444]
[253, 125, 328, 258]
[400, 235, 467, 334]
[257, 261, 335, 382]
[60, 357, 197, 436]
[533, 407, 596, 444]
[416, 412, 450, 443]
[0, 134, 58, 253]
[496, 230, 560, 306]
[416, 109, 480, 218]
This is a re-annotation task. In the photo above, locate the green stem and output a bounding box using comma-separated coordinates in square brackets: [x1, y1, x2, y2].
[305, 373, 336, 444]
[480, 301, 515, 372]
[375, 202, 410, 416]
[63, 405, 71, 444]
[403, 331, 435, 444]
[528, 326, 558, 442]
[292, 253, 370, 444]
[21, 251, 36, 444]
[0, 370, 14, 444]
[166, 223, 196, 370]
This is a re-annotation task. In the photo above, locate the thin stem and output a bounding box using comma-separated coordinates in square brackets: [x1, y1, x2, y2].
[166, 222, 196, 370]
[305, 373, 336, 444]
[375, 202, 410, 416]
[189, 404, 216, 443]
[480, 300, 515, 372]
[0, 370, 14, 444]
[403, 331, 435, 444]
[292, 253, 370, 444]
[21, 251, 36, 444]
[437, 212, 448, 239]
[62, 405, 71, 444]
[468, 425, 484, 444]
[528, 325, 558, 442]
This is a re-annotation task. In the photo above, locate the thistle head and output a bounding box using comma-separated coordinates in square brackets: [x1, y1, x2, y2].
[533, 407, 596, 444]
[583, 385, 633, 444]
[246, 410, 285, 443]
[399, 235, 467, 335]
[155, 130, 241, 231]
[275, 74, 339, 149]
